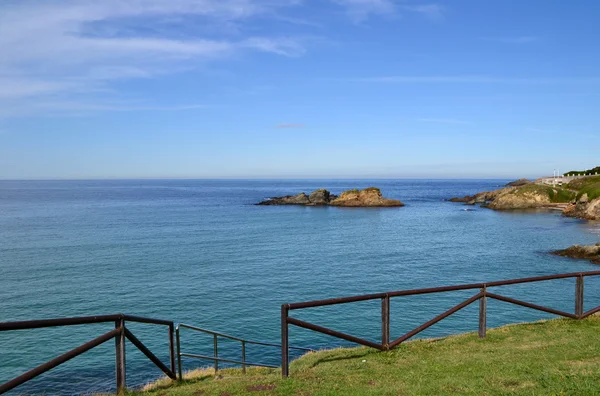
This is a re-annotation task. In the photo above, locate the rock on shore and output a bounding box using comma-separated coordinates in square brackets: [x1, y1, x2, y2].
[550, 243, 600, 264]
[257, 187, 404, 207]
[563, 194, 600, 220]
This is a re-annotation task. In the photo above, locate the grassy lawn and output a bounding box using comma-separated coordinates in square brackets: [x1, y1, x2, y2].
[510, 184, 576, 203]
[134, 315, 600, 395]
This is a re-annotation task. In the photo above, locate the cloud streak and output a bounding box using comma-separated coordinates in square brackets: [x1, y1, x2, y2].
[0, 0, 304, 117]
[351, 75, 600, 84]
[330, 1, 444, 21]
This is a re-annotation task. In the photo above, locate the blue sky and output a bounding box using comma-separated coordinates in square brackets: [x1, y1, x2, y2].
[0, 0, 598, 179]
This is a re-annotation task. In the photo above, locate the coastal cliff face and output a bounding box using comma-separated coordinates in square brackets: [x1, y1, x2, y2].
[449, 185, 576, 210]
[257, 187, 404, 207]
[563, 195, 600, 220]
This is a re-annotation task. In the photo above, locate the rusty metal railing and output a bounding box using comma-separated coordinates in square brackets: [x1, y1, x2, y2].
[281, 270, 600, 377]
[0, 313, 176, 394]
[176, 323, 312, 379]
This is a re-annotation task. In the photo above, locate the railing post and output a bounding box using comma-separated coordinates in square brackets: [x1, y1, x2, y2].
[381, 295, 390, 349]
[169, 324, 176, 378]
[241, 340, 247, 374]
[176, 326, 182, 380]
[576, 275, 584, 318]
[479, 287, 486, 338]
[115, 318, 126, 393]
[281, 304, 289, 378]
[213, 334, 218, 373]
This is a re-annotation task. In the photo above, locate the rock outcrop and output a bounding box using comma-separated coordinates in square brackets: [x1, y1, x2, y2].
[550, 243, 600, 264]
[562, 196, 600, 220]
[505, 178, 532, 187]
[449, 188, 510, 205]
[257, 187, 403, 207]
[329, 187, 404, 207]
[450, 184, 575, 210]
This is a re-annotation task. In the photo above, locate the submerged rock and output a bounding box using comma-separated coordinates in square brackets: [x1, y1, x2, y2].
[256, 187, 403, 207]
[550, 243, 600, 265]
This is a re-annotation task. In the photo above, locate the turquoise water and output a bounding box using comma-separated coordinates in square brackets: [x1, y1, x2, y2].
[1, 179, 599, 394]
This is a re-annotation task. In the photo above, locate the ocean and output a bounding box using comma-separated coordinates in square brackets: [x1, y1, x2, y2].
[1, 179, 599, 394]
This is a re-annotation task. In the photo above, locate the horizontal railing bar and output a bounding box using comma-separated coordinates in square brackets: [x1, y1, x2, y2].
[486, 293, 577, 319]
[287, 317, 384, 350]
[124, 315, 173, 327]
[389, 292, 482, 349]
[0, 327, 121, 394]
[124, 328, 176, 380]
[286, 271, 600, 310]
[0, 314, 124, 331]
[180, 353, 279, 369]
[580, 305, 600, 319]
[179, 323, 245, 342]
[178, 323, 312, 351]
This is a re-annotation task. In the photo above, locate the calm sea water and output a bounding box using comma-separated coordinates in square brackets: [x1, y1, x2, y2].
[1, 179, 599, 394]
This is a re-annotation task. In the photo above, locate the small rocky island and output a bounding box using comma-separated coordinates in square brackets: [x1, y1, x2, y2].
[257, 187, 404, 207]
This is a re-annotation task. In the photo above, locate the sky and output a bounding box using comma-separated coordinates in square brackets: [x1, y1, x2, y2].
[0, 0, 599, 179]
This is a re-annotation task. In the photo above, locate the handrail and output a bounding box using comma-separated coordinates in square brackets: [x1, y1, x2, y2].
[0, 314, 176, 395]
[281, 270, 600, 377]
[176, 323, 312, 379]
[286, 270, 600, 309]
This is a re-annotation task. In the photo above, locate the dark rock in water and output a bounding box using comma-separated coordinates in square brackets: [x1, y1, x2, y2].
[256, 187, 403, 207]
[505, 178, 532, 187]
[550, 243, 600, 265]
[257, 192, 310, 205]
[308, 189, 331, 205]
[462, 208, 476, 211]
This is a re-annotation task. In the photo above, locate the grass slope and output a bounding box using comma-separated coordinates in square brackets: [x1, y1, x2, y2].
[566, 176, 600, 201]
[137, 316, 600, 395]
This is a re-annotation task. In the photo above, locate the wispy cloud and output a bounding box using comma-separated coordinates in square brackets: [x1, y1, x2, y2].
[482, 36, 538, 44]
[0, 0, 305, 117]
[275, 123, 306, 128]
[351, 75, 600, 84]
[402, 4, 444, 20]
[330, 1, 444, 22]
[418, 118, 470, 124]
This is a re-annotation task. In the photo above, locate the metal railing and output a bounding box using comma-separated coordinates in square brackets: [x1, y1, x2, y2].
[280, 270, 600, 377]
[176, 323, 312, 379]
[0, 313, 176, 394]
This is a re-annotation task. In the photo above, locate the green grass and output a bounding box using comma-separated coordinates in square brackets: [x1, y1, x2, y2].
[134, 316, 600, 395]
[564, 176, 600, 201]
[566, 175, 600, 190]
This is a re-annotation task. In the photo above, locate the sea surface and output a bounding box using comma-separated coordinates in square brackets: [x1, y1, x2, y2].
[1, 179, 599, 394]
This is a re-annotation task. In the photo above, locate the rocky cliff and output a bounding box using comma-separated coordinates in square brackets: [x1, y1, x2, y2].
[257, 187, 404, 207]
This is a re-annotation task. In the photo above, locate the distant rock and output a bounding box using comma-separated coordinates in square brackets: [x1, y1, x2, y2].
[550, 243, 600, 265]
[329, 187, 404, 207]
[308, 189, 331, 205]
[257, 192, 311, 205]
[256, 187, 403, 207]
[505, 178, 532, 187]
